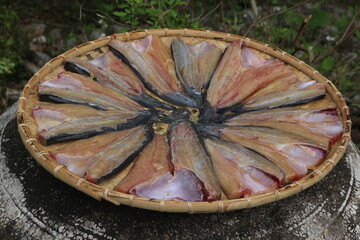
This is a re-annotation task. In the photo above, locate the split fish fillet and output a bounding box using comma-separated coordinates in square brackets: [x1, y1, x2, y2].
[238, 80, 326, 113]
[226, 107, 343, 148]
[168, 120, 222, 201]
[199, 125, 327, 182]
[33, 104, 151, 145]
[38, 72, 145, 112]
[172, 37, 222, 99]
[52, 125, 152, 182]
[109, 35, 198, 108]
[65, 54, 174, 110]
[204, 138, 283, 199]
[206, 40, 292, 112]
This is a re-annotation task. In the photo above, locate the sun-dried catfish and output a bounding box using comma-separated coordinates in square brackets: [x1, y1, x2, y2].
[172, 37, 222, 99]
[168, 120, 222, 201]
[39, 72, 145, 112]
[205, 40, 292, 115]
[33, 104, 151, 145]
[109, 35, 198, 108]
[204, 138, 283, 198]
[200, 125, 327, 182]
[226, 107, 343, 148]
[52, 125, 153, 183]
[65, 54, 174, 110]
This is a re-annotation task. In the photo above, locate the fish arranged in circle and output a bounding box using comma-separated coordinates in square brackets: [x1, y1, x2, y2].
[33, 35, 342, 201]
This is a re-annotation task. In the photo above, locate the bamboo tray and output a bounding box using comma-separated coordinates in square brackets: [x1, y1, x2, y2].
[17, 29, 352, 213]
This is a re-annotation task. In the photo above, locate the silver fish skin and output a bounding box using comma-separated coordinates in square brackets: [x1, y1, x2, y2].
[85, 125, 153, 183]
[109, 35, 199, 108]
[240, 80, 326, 112]
[200, 125, 327, 183]
[226, 107, 343, 148]
[65, 55, 175, 110]
[33, 104, 151, 145]
[204, 138, 283, 199]
[169, 120, 222, 201]
[51, 131, 136, 177]
[206, 39, 292, 112]
[172, 37, 222, 99]
[38, 72, 145, 112]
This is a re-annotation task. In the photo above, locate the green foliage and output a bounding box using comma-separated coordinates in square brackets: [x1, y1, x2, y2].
[355, 30, 360, 39]
[112, 0, 200, 31]
[0, 58, 16, 75]
[0, 6, 21, 76]
[0, 0, 359, 119]
[321, 57, 334, 71]
[0, 5, 30, 93]
[284, 10, 303, 26]
[308, 10, 332, 30]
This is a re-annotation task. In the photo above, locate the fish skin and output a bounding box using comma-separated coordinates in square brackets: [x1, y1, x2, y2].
[128, 169, 205, 201]
[33, 104, 152, 145]
[239, 80, 326, 112]
[85, 125, 153, 183]
[226, 107, 343, 148]
[38, 72, 145, 112]
[204, 138, 283, 199]
[51, 131, 132, 177]
[200, 125, 327, 183]
[109, 35, 198, 108]
[65, 55, 175, 110]
[65, 56, 144, 96]
[116, 134, 210, 201]
[206, 40, 292, 112]
[172, 38, 222, 99]
[169, 120, 222, 201]
[242, 75, 298, 103]
[115, 134, 173, 195]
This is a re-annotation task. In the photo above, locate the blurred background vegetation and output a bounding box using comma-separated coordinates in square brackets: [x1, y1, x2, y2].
[1, 0, 359, 145]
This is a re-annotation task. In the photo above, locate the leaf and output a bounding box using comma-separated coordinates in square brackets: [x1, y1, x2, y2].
[177, 1, 188, 6]
[113, 11, 127, 17]
[321, 57, 334, 71]
[355, 30, 360, 39]
[118, 3, 129, 8]
[308, 10, 332, 30]
[170, 10, 177, 18]
[284, 11, 303, 26]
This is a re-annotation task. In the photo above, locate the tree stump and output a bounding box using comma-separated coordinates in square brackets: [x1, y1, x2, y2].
[1, 103, 359, 240]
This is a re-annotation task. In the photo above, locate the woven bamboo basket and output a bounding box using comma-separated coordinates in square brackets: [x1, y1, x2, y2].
[17, 28, 352, 213]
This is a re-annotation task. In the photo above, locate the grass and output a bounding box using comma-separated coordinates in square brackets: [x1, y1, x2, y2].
[1, 0, 359, 145]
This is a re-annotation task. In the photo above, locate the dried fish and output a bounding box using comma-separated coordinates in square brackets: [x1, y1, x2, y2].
[169, 120, 222, 201]
[226, 107, 343, 148]
[115, 134, 189, 200]
[109, 35, 198, 108]
[172, 38, 222, 99]
[52, 125, 153, 182]
[52, 131, 130, 177]
[199, 125, 327, 182]
[33, 104, 152, 145]
[65, 54, 175, 110]
[85, 125, 152, 183]
[237, 80, 326, 113]
[39, 72, 145, 112]
[204, 138, 283, 198]
[206, 40, 292, 113]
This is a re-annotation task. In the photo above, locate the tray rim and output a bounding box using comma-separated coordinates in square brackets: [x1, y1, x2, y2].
[17, 28, 352, 213]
